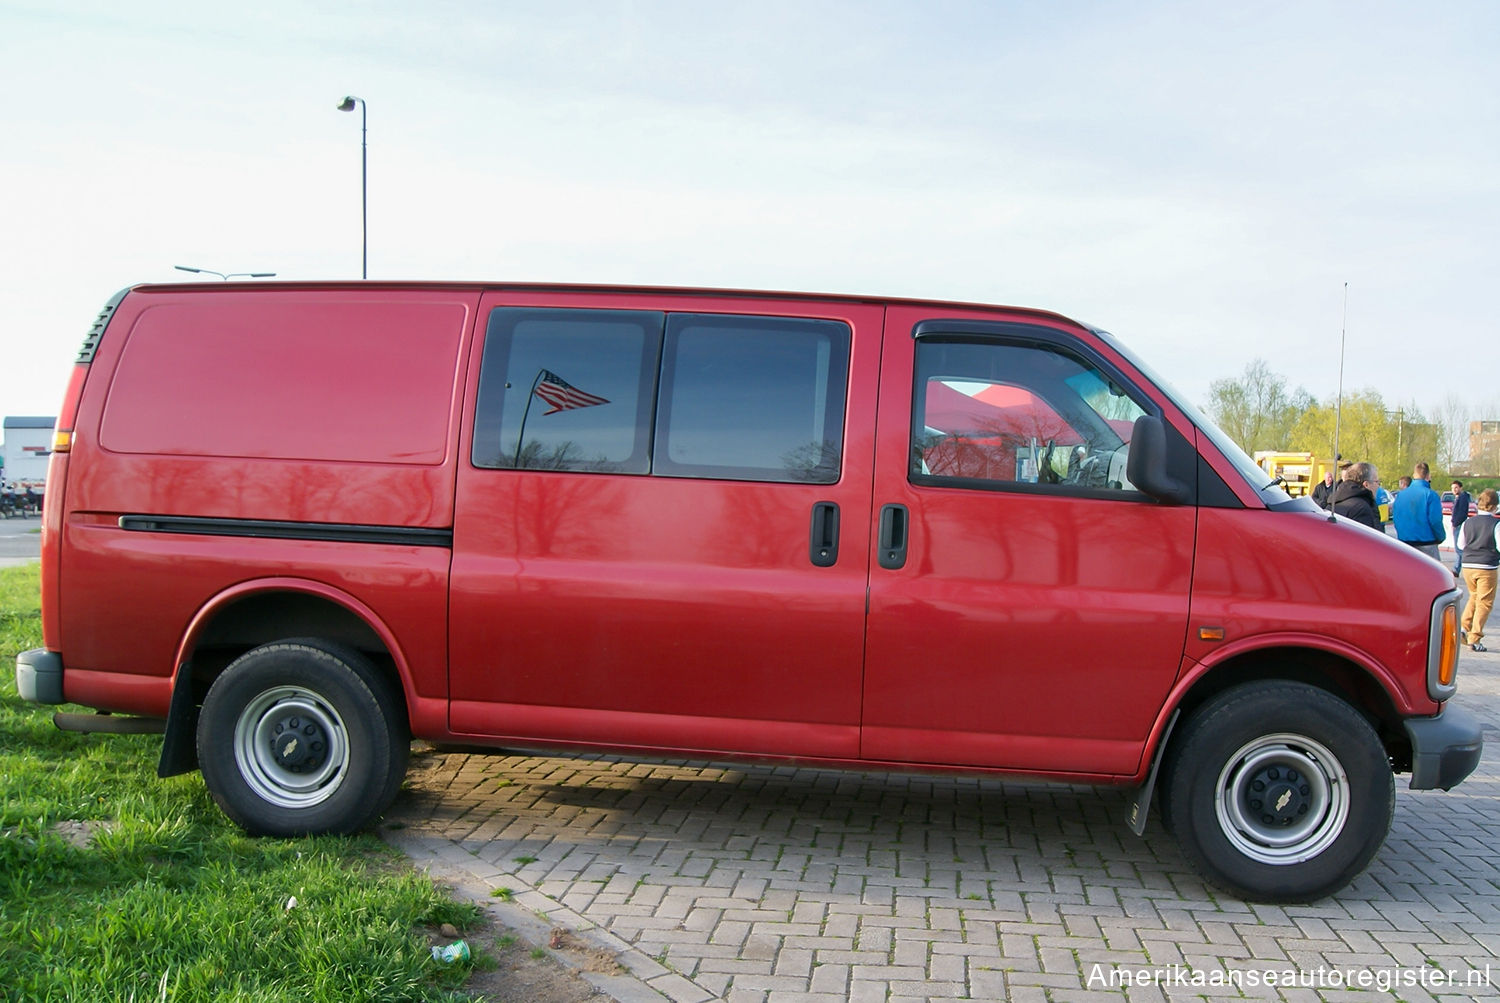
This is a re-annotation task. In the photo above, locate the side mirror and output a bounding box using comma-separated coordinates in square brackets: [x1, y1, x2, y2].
[1127, 415, 1190, 504]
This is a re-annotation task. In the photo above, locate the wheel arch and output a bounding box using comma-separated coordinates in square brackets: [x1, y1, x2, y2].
[159, 578, 414, 777]
[1161, 642, 1411, 776]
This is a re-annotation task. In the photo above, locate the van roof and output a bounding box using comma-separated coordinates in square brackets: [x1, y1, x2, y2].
[127, 280, 1092, 330]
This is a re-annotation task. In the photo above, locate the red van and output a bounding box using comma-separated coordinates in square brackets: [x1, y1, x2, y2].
[15, 282, 1481, 902]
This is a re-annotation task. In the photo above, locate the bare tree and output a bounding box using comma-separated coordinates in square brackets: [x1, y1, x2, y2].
[1434, 393, 1471, 469]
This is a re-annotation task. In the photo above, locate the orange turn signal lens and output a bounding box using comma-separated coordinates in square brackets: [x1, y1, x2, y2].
[51, 429, 72, 453]
[1439, 604, 1459, 688]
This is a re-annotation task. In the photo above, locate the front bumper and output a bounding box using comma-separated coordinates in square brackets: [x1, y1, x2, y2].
[15, 648, 64, 704]
[1405, 704, 1484, 790]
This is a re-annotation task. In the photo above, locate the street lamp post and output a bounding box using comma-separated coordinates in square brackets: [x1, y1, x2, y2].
[174, 266, 276, 280]
[337, 95, 367, 279]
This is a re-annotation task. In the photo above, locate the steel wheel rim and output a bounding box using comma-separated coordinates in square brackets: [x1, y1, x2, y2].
[233, 686, 350, 809]
[1214, 732, 1349, 865]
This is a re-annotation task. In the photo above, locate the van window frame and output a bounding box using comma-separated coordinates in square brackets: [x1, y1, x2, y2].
[471, 307, 664, 474]
[653, 313, 851, 485]
[907, 320, 1163, 502]
[470, 306, 853, 486]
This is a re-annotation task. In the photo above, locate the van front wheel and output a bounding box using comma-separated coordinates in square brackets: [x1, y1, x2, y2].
[198, 640, 408, 836]
[1160, 682, 1393, 902]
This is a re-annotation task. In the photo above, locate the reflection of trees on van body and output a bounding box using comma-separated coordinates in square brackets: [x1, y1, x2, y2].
[953, 487, 1187, 599]
[510, 473, 623, 559]
[114, 453, 449, 529]
[711, 486, 792, 570]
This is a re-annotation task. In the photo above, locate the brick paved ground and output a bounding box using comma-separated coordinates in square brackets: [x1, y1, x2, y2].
[387, 653, 1500, 1002]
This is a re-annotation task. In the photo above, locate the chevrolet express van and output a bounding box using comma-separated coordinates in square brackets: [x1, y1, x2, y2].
[15, 282, 1482, 902]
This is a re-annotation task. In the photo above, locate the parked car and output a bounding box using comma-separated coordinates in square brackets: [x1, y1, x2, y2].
[1442, 491, 1479, 518]
[15, 281, 1481, 903]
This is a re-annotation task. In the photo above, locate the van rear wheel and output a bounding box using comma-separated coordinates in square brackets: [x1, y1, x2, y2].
[198, 640, 408, 836]
[1159, 681, 1393, 903]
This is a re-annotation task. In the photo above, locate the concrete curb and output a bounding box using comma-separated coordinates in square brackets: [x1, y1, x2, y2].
[389, 828, 680, 1002]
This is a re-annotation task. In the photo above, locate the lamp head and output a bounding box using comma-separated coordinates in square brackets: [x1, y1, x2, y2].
[337, 96, 358, 112]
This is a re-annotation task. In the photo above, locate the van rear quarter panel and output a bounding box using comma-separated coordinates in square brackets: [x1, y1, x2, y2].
[58, 286, 477, 711]
[59, 529, 451, 717]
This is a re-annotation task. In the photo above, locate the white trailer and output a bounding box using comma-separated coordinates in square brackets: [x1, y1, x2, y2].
[1, 416, 56, 489]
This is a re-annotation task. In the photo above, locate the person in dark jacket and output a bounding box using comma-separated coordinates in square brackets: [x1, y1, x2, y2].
[1332, 461, 1382, 532]
[1310, 470, 1336, 509]
[1451, 480, 1472, 574]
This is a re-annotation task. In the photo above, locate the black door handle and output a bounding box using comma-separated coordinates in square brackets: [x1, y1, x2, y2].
[809, 501, 840, 567]
[878, 503, 909, 570]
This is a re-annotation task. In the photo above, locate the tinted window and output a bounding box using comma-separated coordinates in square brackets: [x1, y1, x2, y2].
[656, 315, 850, 483]
[472, 309, 661, 472]
[913, 338, 1148, 493]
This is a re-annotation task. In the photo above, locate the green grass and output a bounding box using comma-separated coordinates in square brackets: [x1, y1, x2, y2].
[0, 563, 480, 1001]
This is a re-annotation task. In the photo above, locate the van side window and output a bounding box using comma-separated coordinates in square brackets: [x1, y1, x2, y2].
[655, 315, 850, 484]
[473, 309, 662, 472]
[912, 338, 1148, 494]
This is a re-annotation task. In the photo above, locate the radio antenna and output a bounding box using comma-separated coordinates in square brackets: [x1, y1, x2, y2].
[1330, 282, 1348, 522]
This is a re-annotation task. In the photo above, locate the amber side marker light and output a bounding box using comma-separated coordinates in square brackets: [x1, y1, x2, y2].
[1439, 604, 1459, 689]
[51, 430, 73, 453]
[1198, 626, 1225, 642]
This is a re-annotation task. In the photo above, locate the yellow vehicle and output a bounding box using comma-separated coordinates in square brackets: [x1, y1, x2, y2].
[1253, 451, 1338, 500]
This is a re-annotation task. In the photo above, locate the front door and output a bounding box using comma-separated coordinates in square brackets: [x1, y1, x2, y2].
[861, 307, 1196, 777]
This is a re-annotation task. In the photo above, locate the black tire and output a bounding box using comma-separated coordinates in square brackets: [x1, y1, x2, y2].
[197, 639, 409, 836]
[1159, 681, 1394, 902]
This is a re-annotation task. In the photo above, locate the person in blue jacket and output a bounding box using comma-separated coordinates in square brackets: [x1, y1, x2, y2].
[1392, 461, 1446, 562]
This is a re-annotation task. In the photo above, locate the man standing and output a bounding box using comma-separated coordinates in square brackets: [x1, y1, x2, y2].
[1311, 470, 1336, 509]
[1393, 461, 1446, 561]
[1451, 480, 1472, 575]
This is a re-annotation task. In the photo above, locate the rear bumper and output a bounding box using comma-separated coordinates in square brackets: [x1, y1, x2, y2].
[16, 648, 64, 704]
[1404, 704, 1484, 790]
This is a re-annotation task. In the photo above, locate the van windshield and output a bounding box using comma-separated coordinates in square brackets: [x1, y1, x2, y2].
[1088, 327, 1292, 504]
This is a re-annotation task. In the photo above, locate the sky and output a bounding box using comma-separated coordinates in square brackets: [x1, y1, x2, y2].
[1, 0, 1495, 427]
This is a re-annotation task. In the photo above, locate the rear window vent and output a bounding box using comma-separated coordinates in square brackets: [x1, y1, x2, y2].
[77, 288, 130, 363]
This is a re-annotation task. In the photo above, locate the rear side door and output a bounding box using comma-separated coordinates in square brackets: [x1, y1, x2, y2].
[861, 308, 1196, 777]
[448, 290, 881, 758]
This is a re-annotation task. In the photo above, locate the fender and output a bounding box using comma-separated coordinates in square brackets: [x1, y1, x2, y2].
[158, 577, 442, 777]
[1139, 630, 1417, 774]
[1122, 632, 1410, 834]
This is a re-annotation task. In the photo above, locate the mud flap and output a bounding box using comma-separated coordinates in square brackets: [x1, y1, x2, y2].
[157, 662, 201, 777]
[1127, 709, 1179, 836]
